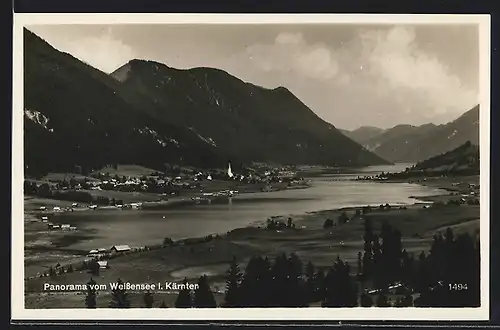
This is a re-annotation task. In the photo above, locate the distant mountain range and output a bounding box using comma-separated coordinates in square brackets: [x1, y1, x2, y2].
[23, 28, 389, 177]
[341, 105, 480, 163]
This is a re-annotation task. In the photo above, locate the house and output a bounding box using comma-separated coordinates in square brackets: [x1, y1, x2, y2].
[51, 224, 61, 230]
[61, 224, 71, 230]
[53, 206, 61, 212]
[39, 206, 47, 211]
[87, 249, 99, 256]
[72, 203, 78, 207]
[97, 260, 108, 269]
[110, 245, 131, 254]
[41, 216, 49, 221]
[89, 205, 98, 210]
[69, 226, 77, 230]
[97, 248, 107, 253]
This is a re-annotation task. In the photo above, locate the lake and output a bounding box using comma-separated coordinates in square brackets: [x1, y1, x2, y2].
[52, 164, 446, 250]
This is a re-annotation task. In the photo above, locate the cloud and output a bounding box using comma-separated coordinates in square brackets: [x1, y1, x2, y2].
[357, 26, 478, 116]
[64, 28, 136, 73]
[247, 32, 339, 80]
[246, 27, 478, 126]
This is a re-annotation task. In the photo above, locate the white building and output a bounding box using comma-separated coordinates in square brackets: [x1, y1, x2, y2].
[110, 245, 131, 254]
[227, 162, 234, 178]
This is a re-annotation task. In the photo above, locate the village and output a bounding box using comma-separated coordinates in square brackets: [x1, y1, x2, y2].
[24, 162, 309, 209]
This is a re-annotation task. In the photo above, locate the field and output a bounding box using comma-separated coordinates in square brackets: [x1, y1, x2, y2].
[24, 200, 480, 308]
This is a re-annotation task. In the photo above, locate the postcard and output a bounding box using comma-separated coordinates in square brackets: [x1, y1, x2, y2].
[12, 13, 490, 321]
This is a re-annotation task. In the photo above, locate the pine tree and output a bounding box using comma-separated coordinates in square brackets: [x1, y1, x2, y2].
[194, 275, 216, 308]
[175, 278, 193, 308]
[360, 293, 373, 307]
[323, 257, 358, 307]
[89, 258, 99, 276]
[357, 252, 363, 275]
[362, 218, 374, 279]
[109, 278, 131, 308]
[85, 277, 97, 308]
[239, 256, 271, 307]
[223, 256, 243, 307]
[143, 290, 154, 308]
[394, 293, 414, 307]
[375, 292, 391, 307]
[305, 261, 317, 303]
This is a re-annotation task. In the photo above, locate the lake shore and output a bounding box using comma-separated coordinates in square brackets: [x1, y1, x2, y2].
[23, 174, 480, 308]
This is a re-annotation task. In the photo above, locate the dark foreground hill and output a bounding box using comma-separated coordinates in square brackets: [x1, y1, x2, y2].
[24, 29, 231, 177]
[110, 60, 389, 167]
[23, 29, 389, 177]
[342, 106, 480, 163]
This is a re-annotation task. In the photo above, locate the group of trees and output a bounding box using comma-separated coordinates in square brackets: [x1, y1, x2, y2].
[24, 180, 125, 206]
[266, 217, 296, 230]
[83, 222, 479, 308]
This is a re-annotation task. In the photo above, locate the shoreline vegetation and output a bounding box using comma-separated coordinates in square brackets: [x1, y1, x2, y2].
[23, 164, 480, 308]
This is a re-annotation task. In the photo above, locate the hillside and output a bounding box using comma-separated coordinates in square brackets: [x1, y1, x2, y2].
[347, 106, 479, 163]
[23, 29, 230, 177]
[110, 59, 390, 167]
[386, 141, 479, 178]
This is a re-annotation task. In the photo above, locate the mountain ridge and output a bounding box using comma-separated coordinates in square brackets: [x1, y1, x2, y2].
[24, 29, 389, 177]
[108, 58, 390, 167]
[340, 105, 479, 163]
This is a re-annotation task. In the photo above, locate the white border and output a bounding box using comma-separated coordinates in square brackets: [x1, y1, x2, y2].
[12, 13, 491, 321]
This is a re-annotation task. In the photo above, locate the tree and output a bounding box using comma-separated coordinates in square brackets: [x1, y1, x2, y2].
[109, 278, 130, 308]
[375, 293, 391, 307]
[143, 290, 154, 308]
[360, 293, 373, 307]
[163, 237, 174, 246]
[239, 256, 272, 307]
[89, 258, 100, 276]
[175, 278, 193, 308]
[357, 252, 363, 275]
[223, 256, 243, 307]
[395, 294, 414, 307]
[193, 275, 216, 308]
[85, 277, 97, 308]
[338, 212, 349, 224]
[49, 266, 56, 278]
[323, 257, 357, 307]
[323, 219, 334, 229]
[305, 261, 317, 303]
[362, 218, 374, 279]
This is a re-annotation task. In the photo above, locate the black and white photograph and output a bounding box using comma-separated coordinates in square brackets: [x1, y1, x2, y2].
[12, 14, 490, 320]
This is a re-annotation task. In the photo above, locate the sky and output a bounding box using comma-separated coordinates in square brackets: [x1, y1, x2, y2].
[27, 23, 480, 130]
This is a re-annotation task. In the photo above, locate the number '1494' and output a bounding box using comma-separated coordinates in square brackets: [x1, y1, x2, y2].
[449, 283, 468, 290]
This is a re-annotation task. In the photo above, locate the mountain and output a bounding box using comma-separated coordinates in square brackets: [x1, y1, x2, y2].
[23, 29, 230, 177]
[109, 59, 389, 167]
[355, 106, 479, 163]
[340, 126, 386, 146]
[23, 29, 389, 177]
